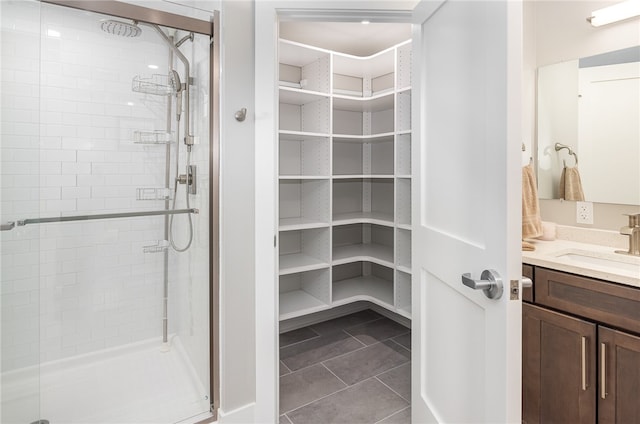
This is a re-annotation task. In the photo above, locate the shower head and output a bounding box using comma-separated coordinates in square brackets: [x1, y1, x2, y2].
[100, 19, 141, 37]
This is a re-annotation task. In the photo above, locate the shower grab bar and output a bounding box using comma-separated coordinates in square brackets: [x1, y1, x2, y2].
[0, 208, 198, 232]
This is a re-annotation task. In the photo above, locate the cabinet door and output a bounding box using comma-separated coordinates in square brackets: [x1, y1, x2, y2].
[599, 326, 640, 424]
[523, 304, 597, 424]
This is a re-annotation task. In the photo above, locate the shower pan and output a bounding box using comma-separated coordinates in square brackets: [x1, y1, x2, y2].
[0, 1, 218, 423]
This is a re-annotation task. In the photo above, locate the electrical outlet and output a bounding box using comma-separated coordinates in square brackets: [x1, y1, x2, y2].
[576, 201, 594, 225]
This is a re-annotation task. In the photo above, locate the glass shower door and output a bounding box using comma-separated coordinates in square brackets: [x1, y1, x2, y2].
[1, 1, 42, 422]
[1, 1, 212, 422]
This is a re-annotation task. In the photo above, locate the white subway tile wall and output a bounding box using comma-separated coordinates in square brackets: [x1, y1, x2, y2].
[1, 0, 210, 382]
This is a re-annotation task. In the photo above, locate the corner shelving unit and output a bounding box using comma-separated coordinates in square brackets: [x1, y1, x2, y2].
[278, 39, 412, 321]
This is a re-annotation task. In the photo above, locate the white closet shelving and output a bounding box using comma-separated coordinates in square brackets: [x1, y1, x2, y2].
[278, 39, 412, 321]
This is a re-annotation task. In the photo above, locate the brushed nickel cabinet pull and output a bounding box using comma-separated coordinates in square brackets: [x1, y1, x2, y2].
[581, 336, 587, 391]
[601, 342, 607, 399]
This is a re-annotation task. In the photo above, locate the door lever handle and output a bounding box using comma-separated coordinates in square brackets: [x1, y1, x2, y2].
[461, 269, 503, 299]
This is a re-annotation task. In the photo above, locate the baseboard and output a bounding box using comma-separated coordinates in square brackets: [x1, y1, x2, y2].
[217, 402, 255, 423]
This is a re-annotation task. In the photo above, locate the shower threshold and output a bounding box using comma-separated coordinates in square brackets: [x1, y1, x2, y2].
[3, 337, 210, 424]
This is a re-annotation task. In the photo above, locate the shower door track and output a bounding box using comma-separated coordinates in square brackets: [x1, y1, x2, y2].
[1, 208, 198, 231]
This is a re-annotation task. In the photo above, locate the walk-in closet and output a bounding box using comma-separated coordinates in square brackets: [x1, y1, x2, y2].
[277, 21, 414, 423]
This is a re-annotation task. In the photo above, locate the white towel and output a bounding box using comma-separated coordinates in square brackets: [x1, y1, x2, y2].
[559, 166, 585, 201]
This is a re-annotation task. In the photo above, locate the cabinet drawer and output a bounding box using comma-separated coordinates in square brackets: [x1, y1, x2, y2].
[522, 264, 533, 303]
[536, 268, 640, 335]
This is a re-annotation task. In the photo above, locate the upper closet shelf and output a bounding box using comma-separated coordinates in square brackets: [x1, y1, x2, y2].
[332, 211, 394, 227]
[332, 175, 393, 179]
[279, 39, 330, 68]
[279, 130, 329, 140]
[333, 133, 394, 143]
[333, 92, 394, 112]
[333, 48, 395, 80]
[279, 217, 329, 232]
[280, 87, 329, 105]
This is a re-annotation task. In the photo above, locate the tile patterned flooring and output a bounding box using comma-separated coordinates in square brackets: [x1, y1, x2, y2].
[279, 310, 411, 424]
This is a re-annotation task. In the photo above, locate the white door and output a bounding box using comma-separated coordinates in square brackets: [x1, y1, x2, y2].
[411, 0, 523, 423]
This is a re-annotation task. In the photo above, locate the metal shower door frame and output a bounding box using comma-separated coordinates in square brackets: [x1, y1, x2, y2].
[38, 1, 220, 421]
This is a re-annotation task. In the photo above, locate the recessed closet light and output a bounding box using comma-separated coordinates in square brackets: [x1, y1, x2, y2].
[361, 20, 370, 25]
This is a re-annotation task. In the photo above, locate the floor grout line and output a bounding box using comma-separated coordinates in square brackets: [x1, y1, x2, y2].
[373, 405, 411, 424]
[279, 333, 321, 350]
[375, 375, 411, 404]
[389, 337, 412, 354]
[283, 376, 380, 415]
[321, 362, 349, 388]
[281, 333, 410, 376]
[279, 360, 292, 376]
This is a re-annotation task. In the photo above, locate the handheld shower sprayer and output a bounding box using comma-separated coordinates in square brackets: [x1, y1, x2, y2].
[169, 70, 183, 122]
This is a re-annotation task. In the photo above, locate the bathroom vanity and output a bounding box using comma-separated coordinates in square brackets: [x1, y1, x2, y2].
[521, 231, 640, 424]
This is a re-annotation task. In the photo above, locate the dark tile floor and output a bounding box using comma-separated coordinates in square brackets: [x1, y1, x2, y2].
[279, 310, 411, 424]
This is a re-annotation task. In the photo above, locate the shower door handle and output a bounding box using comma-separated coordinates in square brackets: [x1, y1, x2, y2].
[0, 208, 198, 231]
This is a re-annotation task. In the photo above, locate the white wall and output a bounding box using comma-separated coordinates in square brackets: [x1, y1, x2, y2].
[217, 0, 257, 420]
[524, 0, 640, 229]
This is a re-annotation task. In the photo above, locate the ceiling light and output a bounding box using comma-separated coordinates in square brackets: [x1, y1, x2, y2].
[148, 64, 158, 70]
[588, 0, 640, 27]
[47, 29, 61, 38]
[361, 20, 370, 25]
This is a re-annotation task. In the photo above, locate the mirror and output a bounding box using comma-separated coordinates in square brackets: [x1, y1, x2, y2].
[536, 46, 640, 206]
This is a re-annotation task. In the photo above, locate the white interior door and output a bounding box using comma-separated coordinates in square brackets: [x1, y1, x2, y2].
[411, 0, 523, 423]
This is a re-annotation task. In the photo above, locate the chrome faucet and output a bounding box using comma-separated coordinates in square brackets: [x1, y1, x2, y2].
[616, 213, 640, 257]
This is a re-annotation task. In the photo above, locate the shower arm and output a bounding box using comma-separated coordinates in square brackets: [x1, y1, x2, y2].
[143, 23, 193, 150]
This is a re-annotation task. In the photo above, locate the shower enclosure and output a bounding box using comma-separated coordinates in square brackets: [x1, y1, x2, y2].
[1, 1, 218, 423]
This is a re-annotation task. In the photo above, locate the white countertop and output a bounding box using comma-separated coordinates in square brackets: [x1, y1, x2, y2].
[523, 237, 640, 288]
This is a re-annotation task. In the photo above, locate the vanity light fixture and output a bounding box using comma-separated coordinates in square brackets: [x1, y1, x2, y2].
[587, 0, 640, 27]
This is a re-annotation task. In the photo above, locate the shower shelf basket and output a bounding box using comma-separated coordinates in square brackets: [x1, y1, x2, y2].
[136, 187, 172, 201]
[143, 240, 170, 253]
[132, 74, 174, 96]
[133, 130, 174, 145]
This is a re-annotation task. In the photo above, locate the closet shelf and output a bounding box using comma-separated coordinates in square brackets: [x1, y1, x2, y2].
[279, 253, 330, 275]
[397, 223, 411, 231]
[332, 212, 394, 227]
[332, 175, 393, 179]
[279, 290, 329, 320]
[332, 87, 395, 99]
[279, 175, 329, 180]
[396, 175, 412, 179]
[332, 133, 394, 144]
[332, 275, 394, 307]
[332, 243, 394, 268]
[397, 86, 412, 94]
[279, 217, 329, 232]
[396, 129, 412, 136]
[333, 92, 394, 113]
[397, 265, 412, 275]
[279, 130, 330, 140]
[280, 87, 329, 105]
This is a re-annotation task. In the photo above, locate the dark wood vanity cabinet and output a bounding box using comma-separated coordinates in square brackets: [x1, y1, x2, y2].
[522, 266, 640, 424]
[523, 303, 596, 424]
[598, 327, 640, 424]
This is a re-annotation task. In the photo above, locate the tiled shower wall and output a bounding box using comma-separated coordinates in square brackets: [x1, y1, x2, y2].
[1, 0, 210, 378]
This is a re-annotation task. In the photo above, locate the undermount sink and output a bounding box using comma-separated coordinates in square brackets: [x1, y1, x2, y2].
[552, 249, 640, 274]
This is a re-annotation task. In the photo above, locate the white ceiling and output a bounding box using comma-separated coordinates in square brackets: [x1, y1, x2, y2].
[279, 22, 412, 57]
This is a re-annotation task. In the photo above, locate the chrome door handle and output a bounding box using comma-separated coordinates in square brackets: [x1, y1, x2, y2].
[461, 269, 503, 299]
[522, 277, 533, 288]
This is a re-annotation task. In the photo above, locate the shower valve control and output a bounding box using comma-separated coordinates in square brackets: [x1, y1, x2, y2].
[177, 165, 197, 195]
